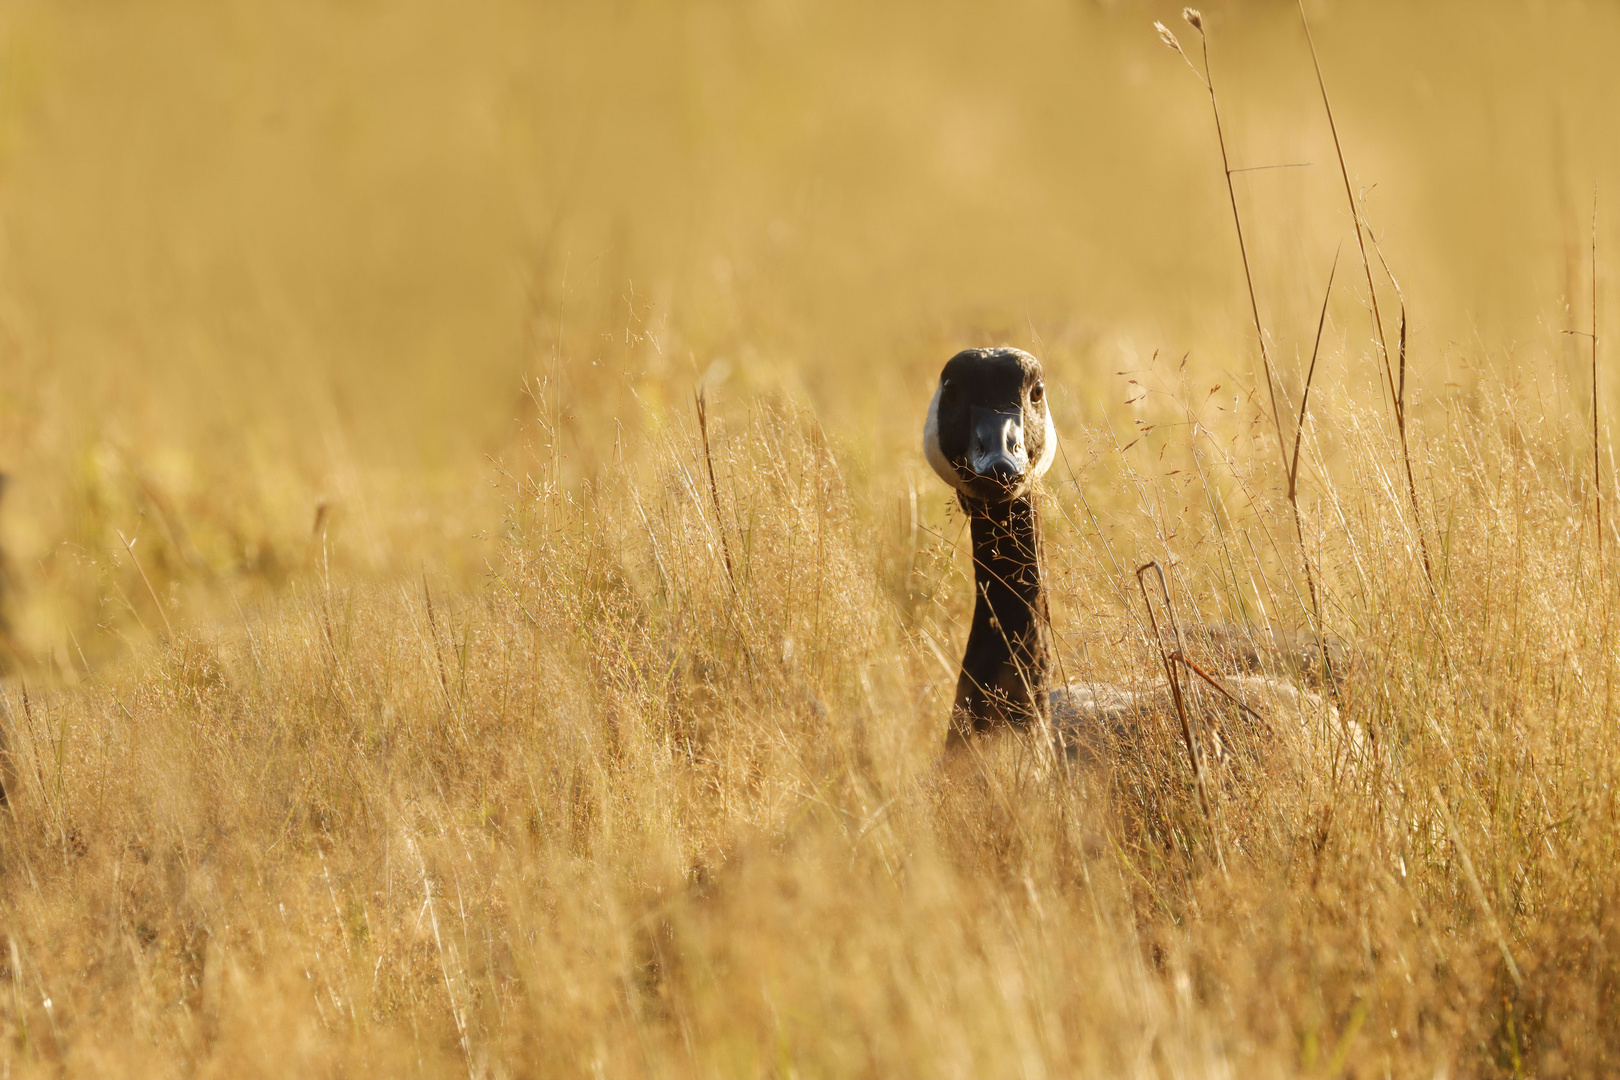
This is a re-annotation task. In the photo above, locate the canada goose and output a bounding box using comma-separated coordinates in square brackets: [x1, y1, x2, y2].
[924, 348, 1343, 760]
[923, 347, 1058, 741]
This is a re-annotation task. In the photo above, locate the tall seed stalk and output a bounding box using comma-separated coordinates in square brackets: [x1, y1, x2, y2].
[1154, 9, 1336, 687]
[1296, 0, 1435, 587]
[1592, 191, 1603, 574]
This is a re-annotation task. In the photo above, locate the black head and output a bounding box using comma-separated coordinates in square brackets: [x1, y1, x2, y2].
[923, 347, 1056, 503]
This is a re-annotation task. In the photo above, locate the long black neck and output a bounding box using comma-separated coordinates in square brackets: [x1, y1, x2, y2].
[951, 493, 1051, 739]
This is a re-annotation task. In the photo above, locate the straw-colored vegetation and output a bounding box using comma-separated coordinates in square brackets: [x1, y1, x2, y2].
[0, 0, 1616, 1075]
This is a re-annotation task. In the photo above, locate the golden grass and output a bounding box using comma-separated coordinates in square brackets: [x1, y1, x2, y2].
[0, 1, 1618, 1076]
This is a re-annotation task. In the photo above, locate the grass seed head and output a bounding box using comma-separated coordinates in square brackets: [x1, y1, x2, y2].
[1154, 20, 1185, 54]
[1183, 8, 1204, 31]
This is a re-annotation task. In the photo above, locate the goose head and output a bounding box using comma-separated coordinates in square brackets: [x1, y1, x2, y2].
[923, 347, 1057, 504]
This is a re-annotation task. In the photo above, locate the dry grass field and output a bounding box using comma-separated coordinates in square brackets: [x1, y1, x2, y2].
[0, 0, 1617, 1075]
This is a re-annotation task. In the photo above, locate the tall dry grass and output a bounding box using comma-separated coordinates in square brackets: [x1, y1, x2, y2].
[0, 0, 1617, 1076]
[3, 366, 1619, 1076]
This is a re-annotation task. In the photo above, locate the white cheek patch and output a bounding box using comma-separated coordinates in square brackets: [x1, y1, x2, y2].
[1030, 410, 1057, 480]
[923, 387, 970, 492]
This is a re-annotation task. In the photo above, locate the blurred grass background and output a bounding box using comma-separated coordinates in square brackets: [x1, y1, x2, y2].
[1, 0, 1615, 664]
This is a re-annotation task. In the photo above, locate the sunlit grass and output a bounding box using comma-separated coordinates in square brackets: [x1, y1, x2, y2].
[0, 1, 1617, 1076]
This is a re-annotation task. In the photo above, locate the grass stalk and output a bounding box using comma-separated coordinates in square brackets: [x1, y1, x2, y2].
[118, 530, 175, 642]
[1292, 249, 1343, 693]
[1593, 190, 1603, 572]
[696, 388, 737, 588]
[1290, 245, 1340, 506]
[1159, 11, 1292, 471]
[1296, 0, 1434, 586]
[1158, 9, 1333, 661]
[1137, 559, 1225, 875]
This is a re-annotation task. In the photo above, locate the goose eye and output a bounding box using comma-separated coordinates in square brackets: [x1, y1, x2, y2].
[1030, 383, 1045, 404]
